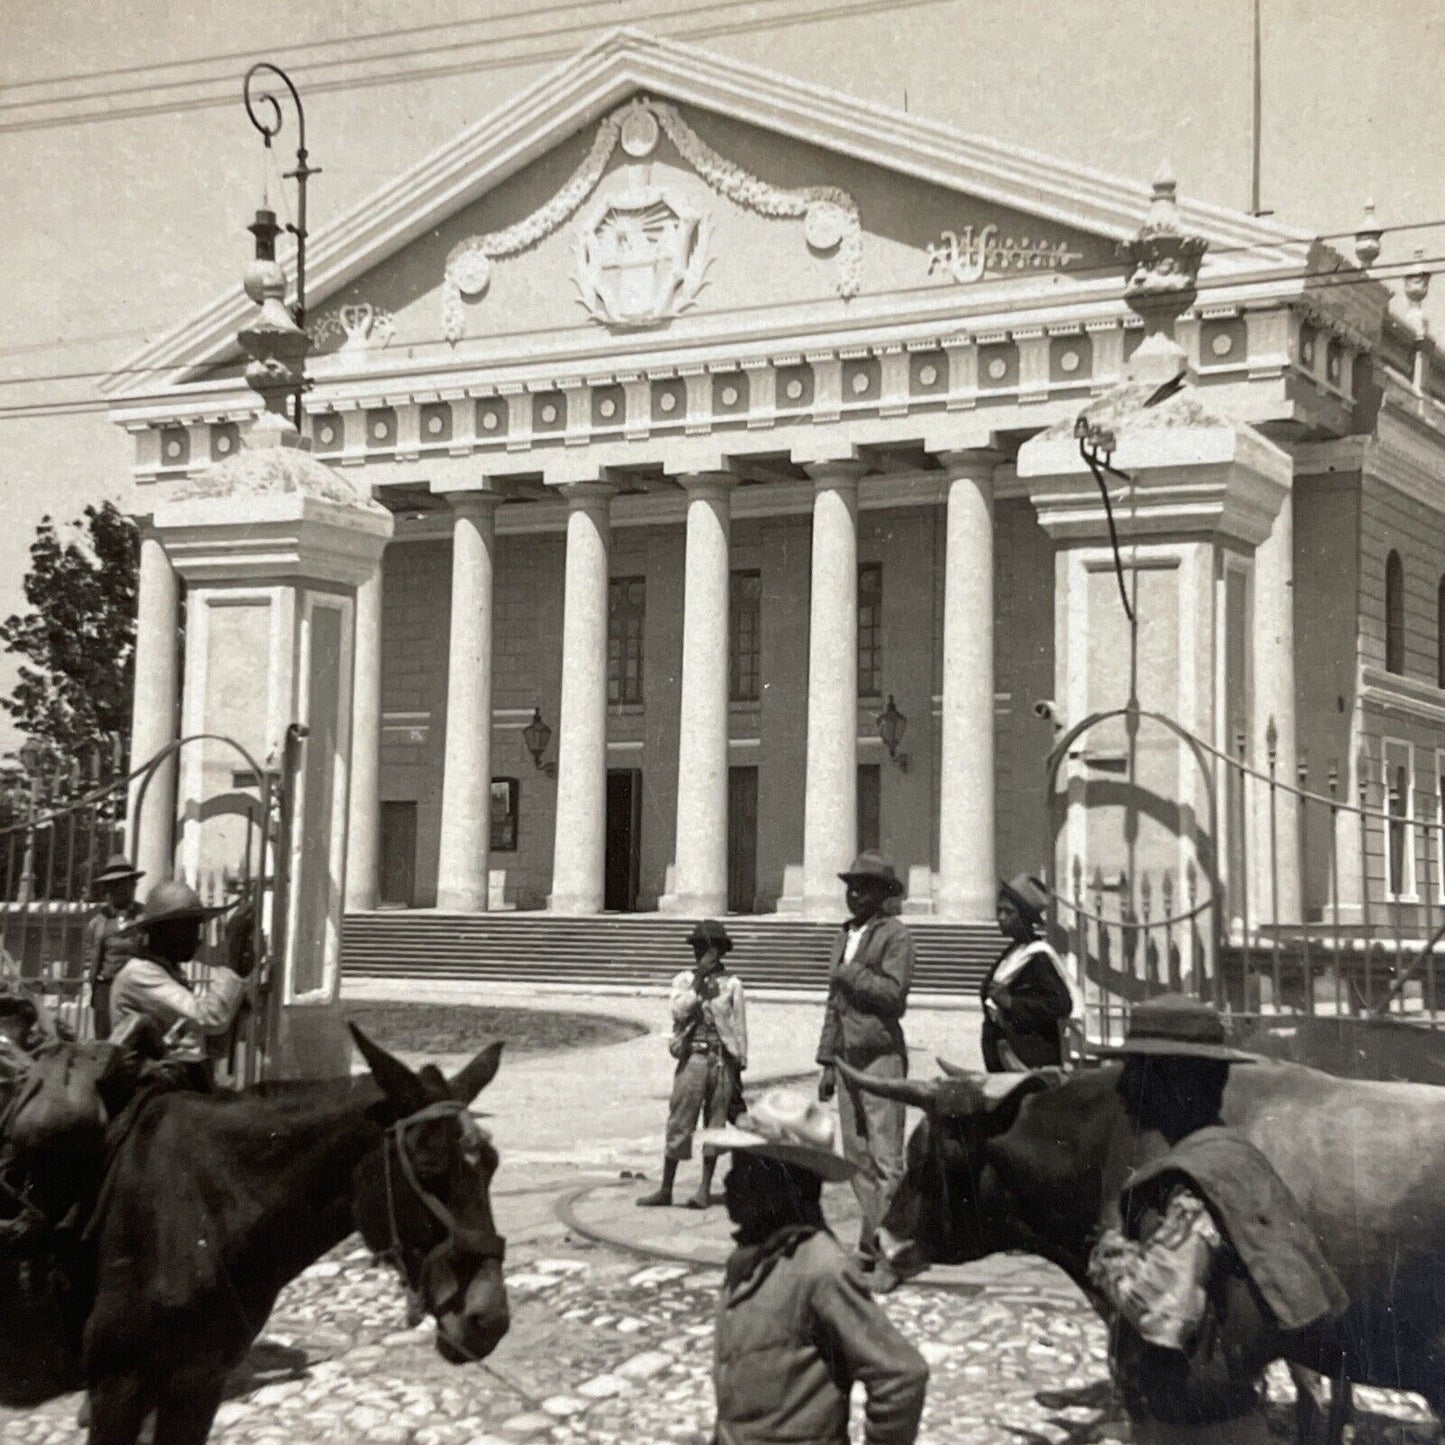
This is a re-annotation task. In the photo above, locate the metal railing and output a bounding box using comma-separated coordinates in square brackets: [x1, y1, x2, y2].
[1044, 705, 1445, 1046]
[0, 734, 292, 1086]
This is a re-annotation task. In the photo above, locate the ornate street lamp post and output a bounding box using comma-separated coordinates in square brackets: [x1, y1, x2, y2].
[242, 63, 319, 432]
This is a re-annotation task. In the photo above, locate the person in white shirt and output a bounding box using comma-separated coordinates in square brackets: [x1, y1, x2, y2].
[638, 920, 748, 1210]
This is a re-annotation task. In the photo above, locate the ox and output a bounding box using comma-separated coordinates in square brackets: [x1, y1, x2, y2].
[842, 1058, 1445, 1434]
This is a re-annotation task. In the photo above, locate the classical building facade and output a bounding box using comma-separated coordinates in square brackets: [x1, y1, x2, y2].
[105, 30, 1445, 930]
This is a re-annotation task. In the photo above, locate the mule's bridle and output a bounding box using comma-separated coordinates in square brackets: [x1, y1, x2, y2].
[377, 1098, 506, 1331]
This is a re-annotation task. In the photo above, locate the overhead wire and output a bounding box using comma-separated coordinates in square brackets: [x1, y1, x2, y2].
[0, 0, 959, 134]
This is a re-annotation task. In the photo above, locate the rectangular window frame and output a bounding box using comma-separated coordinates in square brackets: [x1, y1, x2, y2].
[1382, 736, 1416, 903]
[607, 575, 647, 708]
[1437, 750, 1445, 905]
[490, 777, 520, 853]
[857, 561, 883, 700]
[729, 569, 762, 704]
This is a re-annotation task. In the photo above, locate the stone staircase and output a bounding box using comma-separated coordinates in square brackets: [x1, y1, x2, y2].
[341, 912, 1000, 995]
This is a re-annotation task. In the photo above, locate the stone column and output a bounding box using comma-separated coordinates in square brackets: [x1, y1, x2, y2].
[344, 557, 385, 912]
[936, 450, 1001, 921]
[801, 461, 866, 919]
[435, 493, 501, 912]
[127, 528, 181, 890]
[1252, 486, 1300, 922]
[549, 486, 614, 915]
[661, 473, 735, 916]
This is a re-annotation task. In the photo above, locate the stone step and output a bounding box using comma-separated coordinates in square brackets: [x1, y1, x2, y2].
[341, 913, 1000, 992]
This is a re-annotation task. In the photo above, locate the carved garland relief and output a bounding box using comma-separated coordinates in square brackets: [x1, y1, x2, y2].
[441, 97, 862, 339]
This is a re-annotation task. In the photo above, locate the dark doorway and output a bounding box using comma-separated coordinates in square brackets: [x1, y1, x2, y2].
[857, 764, 881, 855]
[378, 801, 417, 908]
[727, 766, 759, 913]
[605, 770, 642, 912]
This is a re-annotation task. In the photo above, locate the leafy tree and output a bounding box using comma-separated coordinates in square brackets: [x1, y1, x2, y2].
[0, 502, 139, 774]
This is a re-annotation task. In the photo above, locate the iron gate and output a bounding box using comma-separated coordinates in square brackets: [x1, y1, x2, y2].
[1045, 703, 1445, 1048]
[0, 732, 295, 1086]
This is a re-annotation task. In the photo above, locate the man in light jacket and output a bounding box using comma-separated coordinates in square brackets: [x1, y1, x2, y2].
[638, 919, 747, 1210]
[816, 852, 914, 1263]
[109, 879, 251, 1071]
[703, 1090, 928, 1444]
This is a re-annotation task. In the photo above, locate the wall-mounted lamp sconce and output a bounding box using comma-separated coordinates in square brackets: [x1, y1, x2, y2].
[522, 707, 557, 777]
[876, 694, 909, 772]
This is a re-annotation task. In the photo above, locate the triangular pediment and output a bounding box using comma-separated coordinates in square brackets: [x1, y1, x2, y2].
[105, 28, 1312, 402]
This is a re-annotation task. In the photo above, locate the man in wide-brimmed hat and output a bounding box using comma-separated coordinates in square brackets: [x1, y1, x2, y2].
[83, 852, 145, 1039]
[980, 873, 1074, 1071]
[108, 879, 252, 1068]
[1086, 994, 1346, 1445]
[701, 1090, 928, 1444]
[637, 919, 748, 1210]
[815, 851, 916, 1265]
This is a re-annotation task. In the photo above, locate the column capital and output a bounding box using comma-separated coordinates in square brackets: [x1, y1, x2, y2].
[557, 481, 618, 513]
[676, 470, 738, 499]
[802, 457, 868, 489]
[933, 446, 1006, 480]
[432, 483, 504, 514]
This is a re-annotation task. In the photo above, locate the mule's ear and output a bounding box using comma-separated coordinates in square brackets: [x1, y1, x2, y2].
[449, 1041, 505, 1104]
[350, 1023, 429, 1115]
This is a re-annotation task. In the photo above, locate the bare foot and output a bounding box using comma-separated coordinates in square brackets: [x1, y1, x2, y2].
[635, 1189, 673, 1208]
[683, 1192, 711, 1210]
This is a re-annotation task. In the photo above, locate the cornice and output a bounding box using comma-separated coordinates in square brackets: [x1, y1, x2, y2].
[103, 29, 1312, 402]
[1360, 665, 1445, 728]
[1362, 403, 1445, 514]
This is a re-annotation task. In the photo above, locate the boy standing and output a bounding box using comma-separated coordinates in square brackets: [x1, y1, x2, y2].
[638, 920, 747, 1210]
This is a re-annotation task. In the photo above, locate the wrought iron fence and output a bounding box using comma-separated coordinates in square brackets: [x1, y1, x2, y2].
[0, 734, 287, 1086]
[1045, 705, 1445, 1046]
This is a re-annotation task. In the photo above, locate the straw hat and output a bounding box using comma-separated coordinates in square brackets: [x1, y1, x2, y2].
[1088, 993, 1260, 1064]
[93, 853, 144, 887]
[117, 879, 229, 934]
[837, 851, 904, 898]
[700, 1089, 857, 1181]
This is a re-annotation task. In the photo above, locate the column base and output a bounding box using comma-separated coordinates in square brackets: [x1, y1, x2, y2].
[776, 865, 847, 920]
[436, 886, 489, 914]
[932, 888, 999, 924]
[658, 889, 728, 917]
[548, 890, 604, 916]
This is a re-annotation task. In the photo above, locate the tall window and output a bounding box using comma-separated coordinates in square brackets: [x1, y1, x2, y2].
[729, 570, 762, 703]
[1384, 740, 1414, 900]
[608, 576, 646, 706]
[857, 764, 881, 854]
[1437, 575, 1445, 688]
[1385, 550, 1405, 675]
[858, 563, 883, 698]
[1438, 753, 1445, 904]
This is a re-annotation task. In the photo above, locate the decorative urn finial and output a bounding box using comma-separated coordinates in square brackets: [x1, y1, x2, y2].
[239, 207, 310, 448]
[1120, 163, 1209, 384]
[1354, 201, 1382, 269]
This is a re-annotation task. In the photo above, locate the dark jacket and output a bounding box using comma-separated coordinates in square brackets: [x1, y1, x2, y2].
[714, 1225, 928, 1444]
[980, 939, 1072, 1070]
[1110, 1126, 1347, 1426]
[816, 914, 914, 1069]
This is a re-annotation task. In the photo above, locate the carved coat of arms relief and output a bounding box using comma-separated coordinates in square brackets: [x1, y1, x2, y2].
[573, 185, 712, 328]
[440, 97, 862, 341]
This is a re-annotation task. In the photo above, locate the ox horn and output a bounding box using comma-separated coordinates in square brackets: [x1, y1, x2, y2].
[834, 1059, 941, 1110]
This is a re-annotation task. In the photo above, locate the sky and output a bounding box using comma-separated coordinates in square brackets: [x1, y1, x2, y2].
[2, 0, 1443, 756]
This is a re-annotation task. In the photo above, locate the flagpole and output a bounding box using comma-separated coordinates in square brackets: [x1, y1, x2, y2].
[1251, 0, 1263, 214]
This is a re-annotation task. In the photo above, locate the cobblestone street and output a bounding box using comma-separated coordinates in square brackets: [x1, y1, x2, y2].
[0, 993, 1438, 1445]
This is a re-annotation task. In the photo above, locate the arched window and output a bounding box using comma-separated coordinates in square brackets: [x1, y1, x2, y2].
[1438, 575, 1445, 689]
[1385, 550, 1405, 675]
